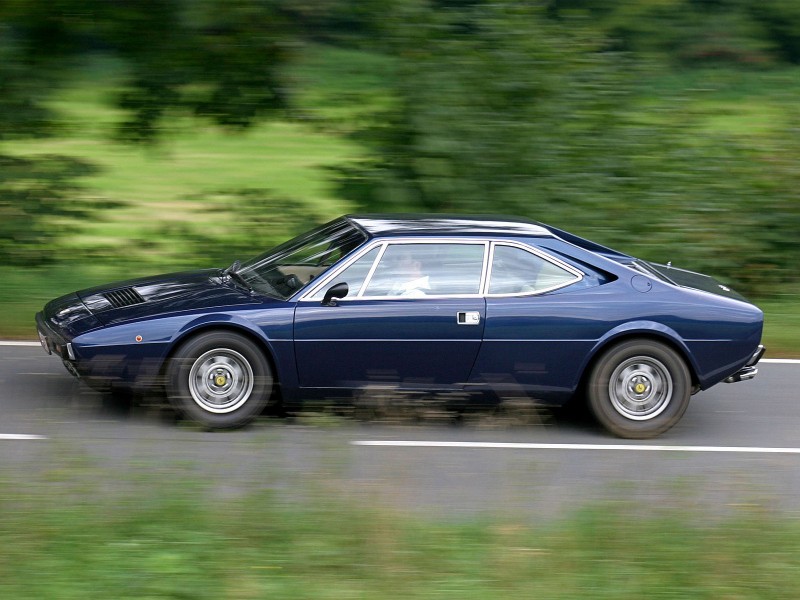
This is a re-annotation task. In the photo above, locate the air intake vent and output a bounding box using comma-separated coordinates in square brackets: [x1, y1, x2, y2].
[103, 287, 146, 308]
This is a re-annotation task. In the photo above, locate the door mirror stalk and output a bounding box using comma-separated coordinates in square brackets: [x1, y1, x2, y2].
[322, 282, 349, 306]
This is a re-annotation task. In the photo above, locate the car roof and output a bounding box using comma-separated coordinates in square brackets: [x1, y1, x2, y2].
[345, 214, 554, 238]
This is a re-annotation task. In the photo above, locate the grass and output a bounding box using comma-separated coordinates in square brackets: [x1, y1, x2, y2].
[761, 298, 800, 358]
[6, 58, 362, 251]
[2, 455, 800, 599]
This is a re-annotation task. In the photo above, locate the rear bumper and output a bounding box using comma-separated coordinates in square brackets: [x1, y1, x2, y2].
[724, 345, 765, 383]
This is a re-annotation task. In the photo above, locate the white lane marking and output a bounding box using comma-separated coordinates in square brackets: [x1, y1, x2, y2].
[352, 441, 800, 454]
[0, 341, 42, 347]
[0, 434, 47, 440]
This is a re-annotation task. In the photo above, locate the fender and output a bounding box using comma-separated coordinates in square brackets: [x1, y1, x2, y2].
[581, 320, 701, 384]
[171, 310, 298, 395]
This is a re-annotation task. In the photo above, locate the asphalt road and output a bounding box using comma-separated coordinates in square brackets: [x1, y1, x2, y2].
[2, 343, 798, 520]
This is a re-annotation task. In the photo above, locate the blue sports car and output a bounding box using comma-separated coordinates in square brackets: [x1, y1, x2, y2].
[36, 215, 764, 438]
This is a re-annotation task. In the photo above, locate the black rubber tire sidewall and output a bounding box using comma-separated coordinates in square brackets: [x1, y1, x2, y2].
[166, 331, 273, 429]
[588, 339, 691, 439]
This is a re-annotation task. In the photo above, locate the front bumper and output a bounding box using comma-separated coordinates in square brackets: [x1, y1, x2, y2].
[724, 344, 765, 383]
[35, 311, 75, 361]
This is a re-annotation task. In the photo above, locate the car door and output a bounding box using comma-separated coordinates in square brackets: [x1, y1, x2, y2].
[294, 240, 488, 390]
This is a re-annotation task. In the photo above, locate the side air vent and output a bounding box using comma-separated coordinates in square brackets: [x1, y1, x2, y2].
[103, 287, 146, 308]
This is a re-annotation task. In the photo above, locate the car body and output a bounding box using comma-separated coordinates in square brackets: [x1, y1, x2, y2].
[36, 214, 764, 438]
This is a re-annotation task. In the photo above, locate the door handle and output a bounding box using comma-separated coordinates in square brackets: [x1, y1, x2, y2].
[456, 311, 481, 325]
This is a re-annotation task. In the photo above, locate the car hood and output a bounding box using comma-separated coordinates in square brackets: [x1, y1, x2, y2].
[40, 269, 267, 338]
[73, 269, 259, 326]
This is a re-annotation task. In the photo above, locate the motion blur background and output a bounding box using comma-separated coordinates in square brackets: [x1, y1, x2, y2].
[2, 0, 799, 347]
[4, 3, 800, 597]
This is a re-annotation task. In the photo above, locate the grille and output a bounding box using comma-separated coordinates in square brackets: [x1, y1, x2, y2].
[103, 287, 146, 308]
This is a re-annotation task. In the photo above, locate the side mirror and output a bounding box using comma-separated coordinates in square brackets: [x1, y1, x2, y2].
[322, 282, 349, 306]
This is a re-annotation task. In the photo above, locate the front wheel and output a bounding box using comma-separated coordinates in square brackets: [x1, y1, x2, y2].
[587, 339, 691, 439]
[166, 331, 274, 429]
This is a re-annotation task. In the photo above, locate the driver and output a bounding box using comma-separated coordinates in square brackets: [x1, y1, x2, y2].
[390, 249, 431, 297]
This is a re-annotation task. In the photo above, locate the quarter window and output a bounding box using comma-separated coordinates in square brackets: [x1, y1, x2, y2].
[489, 245, 580, 295]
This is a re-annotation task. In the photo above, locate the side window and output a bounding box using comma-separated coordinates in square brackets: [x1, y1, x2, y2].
[308, 246, 380, 301]
[363, 243, 485, 297]
[489, 245, 580, 295]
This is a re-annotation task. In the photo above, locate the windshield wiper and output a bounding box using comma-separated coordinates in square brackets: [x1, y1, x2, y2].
[222, 260, 241, 276]
[228, 270, 254, 292]
[221, 260, 254, 293]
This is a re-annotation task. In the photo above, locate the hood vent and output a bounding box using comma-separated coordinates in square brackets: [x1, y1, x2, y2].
[103, 287, 146, 308]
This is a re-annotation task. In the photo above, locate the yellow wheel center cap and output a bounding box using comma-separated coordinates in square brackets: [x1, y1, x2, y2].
[634, 383, 646, 394]
[215, 375, 227, 386]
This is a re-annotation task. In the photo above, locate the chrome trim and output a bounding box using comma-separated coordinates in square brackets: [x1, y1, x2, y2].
[356, 242, 389, 298]
[724, 346, 765, 383]
[66, 343, 75, 361]
[456, 311, 481, 325]
[724, 366, 758, 383]
[478, 243, 491, 296]
[38, 329, 51, 355]
[746, 345, 765, 367]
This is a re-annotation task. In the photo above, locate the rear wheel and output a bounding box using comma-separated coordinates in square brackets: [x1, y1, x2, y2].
[587, 339, 691, 439]
[166, 331, 273, 429]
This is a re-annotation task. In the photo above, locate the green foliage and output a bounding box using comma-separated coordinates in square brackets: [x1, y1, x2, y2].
[334, 3, 799, 295]
[548, 0, 777, 66]
[163, 188, 328, 265]
[1, 0, 800, 305]
[109, 1, 292, 141]
[752, 0, 800, 63]
[0, 154, 123, 266]
[0, 0, 293, 142]
[0, 24, 59, 139]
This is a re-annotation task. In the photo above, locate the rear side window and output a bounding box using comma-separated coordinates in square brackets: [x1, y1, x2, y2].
[488, 244, 582, 295]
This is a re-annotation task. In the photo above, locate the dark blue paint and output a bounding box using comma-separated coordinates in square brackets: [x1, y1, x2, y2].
[294, 297, 485, 388]
[35, 214, 764, 407]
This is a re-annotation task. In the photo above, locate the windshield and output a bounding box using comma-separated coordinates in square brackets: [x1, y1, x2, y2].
[237, 218, 367, 299]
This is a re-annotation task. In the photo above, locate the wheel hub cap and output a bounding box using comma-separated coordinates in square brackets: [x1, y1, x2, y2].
[609, 357, 673, 421]
[213, 372, 230, 388]
[188, 348, 254, 414]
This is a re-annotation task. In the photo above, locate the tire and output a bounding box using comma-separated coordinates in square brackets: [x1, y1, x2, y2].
[587, 339, 691, 439]
[166, 331, 274, 429]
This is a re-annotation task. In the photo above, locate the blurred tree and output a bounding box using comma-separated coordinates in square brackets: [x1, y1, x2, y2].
[1, 0, 798, 291]
[751, 0, 800, 63]
[0, 155, 124, 266]
[0, 0, 294, 266]
[173, 188, 328, 265]
[547, 0, 775, 65]
[0, 0, 293, 141]
[334, 1, 799, 294]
